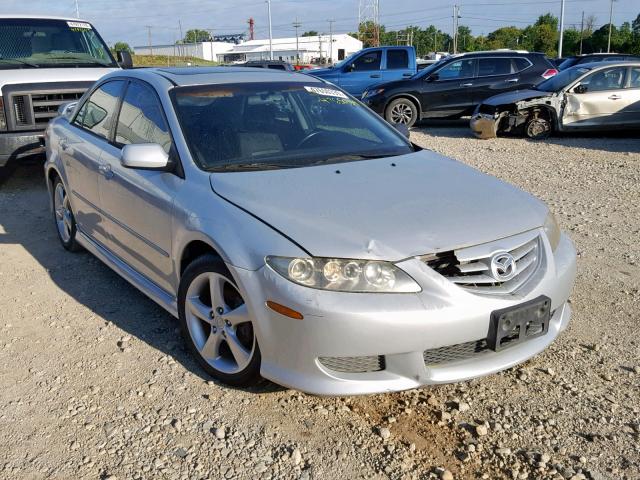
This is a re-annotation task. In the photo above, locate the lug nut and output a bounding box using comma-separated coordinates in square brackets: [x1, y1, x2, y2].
[212, 327, 217, 334]
[216, 307, 224, 314]
[225, 320, 231, 327]
[209, 310, 215, 319]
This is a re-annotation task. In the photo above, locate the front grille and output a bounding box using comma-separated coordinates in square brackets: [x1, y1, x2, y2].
[425, 233, 543, 295]
[423, 340, 489, 365]
[12, 95, 28, 126]
[318, 355, 385, 373]
[8, 89, 85, 130]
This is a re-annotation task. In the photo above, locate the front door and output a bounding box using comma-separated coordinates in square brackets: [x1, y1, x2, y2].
[338, 49, 383, 96]
[469, 57, 521, 105]
[420, 58, 477, 117]
[97, 80, 179, 293]
[64, 80, 125, 243]
[563, 65, 629, 128]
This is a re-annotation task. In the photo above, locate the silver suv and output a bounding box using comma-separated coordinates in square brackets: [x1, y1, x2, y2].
[45, 68, 576, 395]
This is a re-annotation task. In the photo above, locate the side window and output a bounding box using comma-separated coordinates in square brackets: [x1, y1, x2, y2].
[629, 67, 640, 89]
[513, 57, 532, 72]
[386, 49, 409, 70]
[352, 50, 382, 71]
[436, 59, 475, 80]
[73, 80, 124, 140]
[115, 82, 172, 154]
[478, 58, 512, 76]
[583, 66, 627, 92]
[267, 64, 286, 70]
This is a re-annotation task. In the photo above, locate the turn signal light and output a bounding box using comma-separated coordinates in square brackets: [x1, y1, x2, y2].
[266, 301, 304, 320]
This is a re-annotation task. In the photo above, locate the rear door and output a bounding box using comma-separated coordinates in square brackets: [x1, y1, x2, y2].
[63, 80, 125, 244]
[97, 80, 180, 292]
[419, 57, 477, 117]
[623, 66, 640, 126]
[562, 65, 629, 128]
[468, 57, 521, 105]
[338, 49, 383, 96]
[381, 48, 414, 83]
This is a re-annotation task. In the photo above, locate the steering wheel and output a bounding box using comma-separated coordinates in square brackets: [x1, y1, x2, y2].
[295, 130, 325, 149]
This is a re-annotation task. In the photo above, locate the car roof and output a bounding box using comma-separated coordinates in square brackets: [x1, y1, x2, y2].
[0, 14, 92, 22]
[574, 61, 640, 69]
[574, 52, 636, 57]
[112, 67, 325, 87]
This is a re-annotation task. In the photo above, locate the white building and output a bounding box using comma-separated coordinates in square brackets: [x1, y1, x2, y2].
[219, 34, 362, 64]
[133, 42, 235, 61]
[134, 34, 362, 65]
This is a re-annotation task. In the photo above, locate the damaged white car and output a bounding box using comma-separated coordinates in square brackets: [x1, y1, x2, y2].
[471, 62, 640, 139]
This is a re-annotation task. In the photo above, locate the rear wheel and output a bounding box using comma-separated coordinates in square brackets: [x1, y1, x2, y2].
[52, 176, 81, 252]
[525, 112, 552, 140]
[385, 98, 418, 127]
[178, 255, 261, 387]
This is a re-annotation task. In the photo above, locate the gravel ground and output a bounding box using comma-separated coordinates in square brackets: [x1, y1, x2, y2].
[1, 124, 639, 480]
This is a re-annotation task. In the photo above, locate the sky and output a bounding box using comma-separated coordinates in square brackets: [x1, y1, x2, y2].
[3, 0, 639, 47]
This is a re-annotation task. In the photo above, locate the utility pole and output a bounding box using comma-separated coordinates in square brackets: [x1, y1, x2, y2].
[558, 0, 566, 58]
[145, 25, 153, 57]
[579, 11, 585, 55]
[319, 34, 323, 64]
[266, 0, 273, 60]
[452, 5, 460, 54]
[178, 20, 183, 60]
[292, 18, 301, 65]
[206, 29, 214, 62]
[607, 0, 615, 53]
[74, 0, 80, 18]
[328, 19, 335, 64]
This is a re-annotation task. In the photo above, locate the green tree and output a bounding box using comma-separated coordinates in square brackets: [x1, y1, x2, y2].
[301, 30, 318, 37]
[486, 26, 523, 49]
[111, 41, 132, 53]
[183, 29, 212, 43]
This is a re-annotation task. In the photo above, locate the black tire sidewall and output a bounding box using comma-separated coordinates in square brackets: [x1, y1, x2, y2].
[52, 177, 81, 252]
[385, 98, 418, 128]
[177, 254, 261, 387]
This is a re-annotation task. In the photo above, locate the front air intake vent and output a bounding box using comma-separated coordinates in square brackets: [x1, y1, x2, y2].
[12, 95, 29, 126]
[318, 355, 385, 373]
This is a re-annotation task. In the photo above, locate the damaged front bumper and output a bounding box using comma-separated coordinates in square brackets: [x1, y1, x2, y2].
[470, 112, 499, 139]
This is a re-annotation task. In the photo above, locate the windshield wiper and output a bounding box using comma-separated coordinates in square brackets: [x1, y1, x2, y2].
[311, 153, 393, 165]
[0, 58, 39, 68]
[45, 56, 112, 67]
[207, 162, 299, 172]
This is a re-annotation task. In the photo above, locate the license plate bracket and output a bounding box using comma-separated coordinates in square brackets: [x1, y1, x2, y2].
[487, 296, 551, 351]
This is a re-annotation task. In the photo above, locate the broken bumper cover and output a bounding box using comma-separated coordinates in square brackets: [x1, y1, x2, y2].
[470, 113, 499, 139]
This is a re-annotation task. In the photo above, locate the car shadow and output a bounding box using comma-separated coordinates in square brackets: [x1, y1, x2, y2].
[0, 162, 284, 395]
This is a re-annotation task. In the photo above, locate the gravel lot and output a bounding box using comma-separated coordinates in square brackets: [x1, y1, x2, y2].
[1, 124, 639, 480]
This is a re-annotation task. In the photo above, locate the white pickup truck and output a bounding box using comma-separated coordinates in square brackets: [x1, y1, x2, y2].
[0, 15, 131, 169]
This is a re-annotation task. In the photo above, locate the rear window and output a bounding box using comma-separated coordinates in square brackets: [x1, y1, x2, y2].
[387, 49, 409, 70]
[478, 58, 512, 76]
[513, 57, 532, 72]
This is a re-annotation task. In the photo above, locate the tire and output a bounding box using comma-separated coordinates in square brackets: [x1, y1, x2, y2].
[385, 98, 418, 128]
[525, 115, 552, 140]
[52, 176, 82, 252]
[178, 254, 261, 387]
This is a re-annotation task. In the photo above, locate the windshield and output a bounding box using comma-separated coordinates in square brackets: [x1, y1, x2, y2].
[536, 66, 592, 92]
[333, 52, 360, 69]
[557, 57, 579, 71]
[0, 18, 117, 68]
[412, 57, 448, 79]
[172, 82, 414, 172]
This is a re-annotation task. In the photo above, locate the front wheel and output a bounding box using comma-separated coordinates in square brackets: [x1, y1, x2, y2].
[178, 255, 261, 387]
[385, 98, 418, 128]
[525, 115, 552, 140]
[52, 177, 81, 252]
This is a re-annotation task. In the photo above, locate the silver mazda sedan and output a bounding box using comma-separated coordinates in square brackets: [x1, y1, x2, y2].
[44, 68, 576, 395]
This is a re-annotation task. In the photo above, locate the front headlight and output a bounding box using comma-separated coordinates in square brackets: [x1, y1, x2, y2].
[362, 88, 385, 99]
[265, 256, 421, 293]
[543, 211, 561, 251]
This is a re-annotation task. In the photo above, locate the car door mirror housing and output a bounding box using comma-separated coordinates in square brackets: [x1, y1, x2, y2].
[573, 84, 587, 94]
[426, 72, 439, 82]
[57, 101, 78, 119]
[121, 143, 170, 170]
[117, 50, 133, 69]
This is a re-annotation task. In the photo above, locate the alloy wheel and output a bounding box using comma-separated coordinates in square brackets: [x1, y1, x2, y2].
[390, 102, 414, 124]
[54, 182, 73, 243]
[184, 272, 255, 374]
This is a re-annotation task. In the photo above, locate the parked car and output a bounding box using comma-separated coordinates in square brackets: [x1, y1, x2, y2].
[362, 50, 558, 127]
[470, 62, 640, 139]
[557, 53, 640, 70]
[238, 60, 295, 71]
[308, 46, 417, 96]
[0, 15, 130, 171]
[45, 67, 576, 395]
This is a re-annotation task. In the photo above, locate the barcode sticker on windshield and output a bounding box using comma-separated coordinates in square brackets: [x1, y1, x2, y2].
[67, 21, 92, 29]
[304, 86, 347, 99]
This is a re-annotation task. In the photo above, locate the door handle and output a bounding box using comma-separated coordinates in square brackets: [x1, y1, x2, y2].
[98, 164, 113, 179]
[506, 78, 519, 83]
[460, 83, 473, 87]
[608, 94, 621, 100]
[60, 139, 69, 151]
[402, 73, 413, 77]
[370, 74, 381, 78]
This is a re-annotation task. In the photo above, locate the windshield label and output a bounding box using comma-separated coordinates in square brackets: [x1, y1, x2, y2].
[67, 21, 92, 29]
[304, 86, 347, 99]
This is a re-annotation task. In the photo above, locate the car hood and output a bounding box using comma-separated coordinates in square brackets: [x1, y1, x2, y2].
[209, 150, 548, 260]
[481, 89, 553, 106]
[0, 67, 119, 90]
[305, 67, 334, 78]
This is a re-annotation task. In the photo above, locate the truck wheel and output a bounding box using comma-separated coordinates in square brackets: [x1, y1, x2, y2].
[52, 176, 81, 252]
[386, 99, 417, 127]
[525, 115, 552, 140]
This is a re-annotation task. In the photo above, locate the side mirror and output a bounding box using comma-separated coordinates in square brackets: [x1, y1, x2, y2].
[117, 50, 133, 69]
[57, 101, 78, 118]
[426, 72, 439, 82]
[573, 84, 587, 94]
[344, 63, 355, 73]
[393, 122, 410, 138]
[121, 143, 170, 170]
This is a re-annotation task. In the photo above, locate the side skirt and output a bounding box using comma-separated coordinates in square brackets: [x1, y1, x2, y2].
[76, 230, 178, 318]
